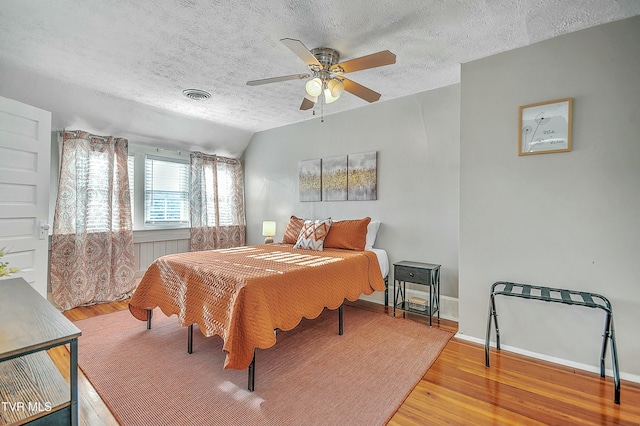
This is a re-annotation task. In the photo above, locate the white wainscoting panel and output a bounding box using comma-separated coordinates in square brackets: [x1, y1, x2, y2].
[134, 238, 190, 277]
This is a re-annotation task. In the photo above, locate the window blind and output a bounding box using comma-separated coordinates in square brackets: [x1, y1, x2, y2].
[144, 155, 190, 225]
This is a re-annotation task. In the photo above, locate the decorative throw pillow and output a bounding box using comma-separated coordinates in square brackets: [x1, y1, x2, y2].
[365, 221, 381, 250]
[324, 217, 371, 251]
[293, 219, 332, 251]
[282, 215, 305, 244]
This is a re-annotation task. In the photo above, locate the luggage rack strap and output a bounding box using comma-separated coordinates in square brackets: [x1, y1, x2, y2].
[490, 281, 612, 313]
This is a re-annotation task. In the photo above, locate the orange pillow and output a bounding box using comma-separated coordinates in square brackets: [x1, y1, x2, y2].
[324, 217, 371, 251]
[282, 215, 305, 244]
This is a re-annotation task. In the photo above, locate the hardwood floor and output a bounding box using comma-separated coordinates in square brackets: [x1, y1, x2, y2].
[48, 299, 640, 425]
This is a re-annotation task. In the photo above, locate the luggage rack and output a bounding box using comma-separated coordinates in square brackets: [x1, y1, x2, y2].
[485, 281, 620, 404]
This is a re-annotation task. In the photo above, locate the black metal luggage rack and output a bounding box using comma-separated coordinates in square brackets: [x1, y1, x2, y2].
[485, 281, 620, 404]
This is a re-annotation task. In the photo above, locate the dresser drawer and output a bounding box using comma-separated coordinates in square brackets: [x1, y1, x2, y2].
[394, 265, 431, 284]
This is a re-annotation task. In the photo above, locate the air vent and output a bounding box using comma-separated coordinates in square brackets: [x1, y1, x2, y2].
[182, 89, 211, 101]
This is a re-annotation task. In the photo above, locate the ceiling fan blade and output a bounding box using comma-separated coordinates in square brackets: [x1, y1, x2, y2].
[281, 38, 321, 67]
[300, 97, 315, 110]
[342, 78, 381, 103]
[331, 50, 396, 74]
[246, 73, 310, 86]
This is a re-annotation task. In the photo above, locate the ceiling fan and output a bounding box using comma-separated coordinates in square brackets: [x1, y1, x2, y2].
[247, 38, 396, 111]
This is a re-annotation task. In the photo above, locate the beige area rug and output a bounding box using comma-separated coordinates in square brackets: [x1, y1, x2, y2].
[74, 305, 453, 426]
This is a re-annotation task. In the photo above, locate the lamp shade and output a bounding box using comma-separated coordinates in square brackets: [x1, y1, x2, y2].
[262, 221, 276, 237]
[324, 88, 339, 103]
[305, 78, 323, 97]
[327, 78, 344, 97]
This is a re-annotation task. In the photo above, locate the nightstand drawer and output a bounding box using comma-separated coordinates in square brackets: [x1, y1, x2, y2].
[394, 266, 431, 284]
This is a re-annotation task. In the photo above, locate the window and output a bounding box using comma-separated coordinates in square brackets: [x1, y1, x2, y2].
[128, 155, 135, 222]
[144, 155, 190, 226]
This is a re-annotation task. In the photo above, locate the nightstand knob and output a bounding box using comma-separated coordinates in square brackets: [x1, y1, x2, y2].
[409, 272, 414, 277]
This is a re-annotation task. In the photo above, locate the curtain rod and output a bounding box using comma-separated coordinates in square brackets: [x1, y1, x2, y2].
[60, 129, 112, 142]
[191, 151, 239, 163]
[60, 130, 238, 162]
[154, 147, 186, 156]
[130, 144, 239, 163]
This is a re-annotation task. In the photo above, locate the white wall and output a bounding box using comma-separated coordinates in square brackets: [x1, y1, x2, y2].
[243, 85, 460, 314]
[0, 62, 252, 158]
[459, 16, 640, 377]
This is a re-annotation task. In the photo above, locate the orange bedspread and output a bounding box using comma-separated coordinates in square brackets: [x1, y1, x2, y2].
[129, 244, 385, 370]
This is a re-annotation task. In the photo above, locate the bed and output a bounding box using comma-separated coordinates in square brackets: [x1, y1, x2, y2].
[128, 235, 387, 390]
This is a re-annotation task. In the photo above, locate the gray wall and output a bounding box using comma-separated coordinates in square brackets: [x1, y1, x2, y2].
[243, 85, 461, 308]
[459, 16, 640, 377]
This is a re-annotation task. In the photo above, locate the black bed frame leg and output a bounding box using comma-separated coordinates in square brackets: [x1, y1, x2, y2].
[338, 305, 343, 335]
[248, 352, 255, 392]
[384, 276, 389, 307]
[188, 324, 194, 354]
[146, 309, 152, 330]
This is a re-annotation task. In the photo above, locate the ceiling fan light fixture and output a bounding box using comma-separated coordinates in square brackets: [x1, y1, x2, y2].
[327, 78, 344, 97]
[324, 88, 340, 103]
[305, 78, 323, 97]
[246, 38, 395, 110]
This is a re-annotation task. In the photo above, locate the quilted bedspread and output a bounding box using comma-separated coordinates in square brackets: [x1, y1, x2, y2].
[128, 244, 385, 370]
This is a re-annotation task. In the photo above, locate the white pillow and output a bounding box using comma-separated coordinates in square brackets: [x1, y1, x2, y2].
[365, 221, 381, 250]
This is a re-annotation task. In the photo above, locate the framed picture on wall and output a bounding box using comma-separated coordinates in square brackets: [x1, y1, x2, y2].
[298, 158, 321, 201]
[322, 155, 348, 201]
[519, 98, 572, 156]
[347, 151, 377, 200]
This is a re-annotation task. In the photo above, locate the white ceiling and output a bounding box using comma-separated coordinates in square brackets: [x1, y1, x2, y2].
[1, 0, 639, 156]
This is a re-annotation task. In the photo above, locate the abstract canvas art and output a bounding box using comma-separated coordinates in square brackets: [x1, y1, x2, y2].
[299, 158, 321, 201]
[348, 151, 377, 201]
[321, 155, 348, 201]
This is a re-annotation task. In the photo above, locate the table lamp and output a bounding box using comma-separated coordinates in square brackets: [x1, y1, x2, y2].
[262, 221, 276, 244]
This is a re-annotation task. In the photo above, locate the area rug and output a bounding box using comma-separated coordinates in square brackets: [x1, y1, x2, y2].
[74, 305, 453, 426]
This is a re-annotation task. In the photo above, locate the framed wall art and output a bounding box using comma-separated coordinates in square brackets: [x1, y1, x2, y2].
[519, 98, 572, 156]
[347, 151, 377, 201]
[322, 155, 348, 201]
[299, 158, 321, 201]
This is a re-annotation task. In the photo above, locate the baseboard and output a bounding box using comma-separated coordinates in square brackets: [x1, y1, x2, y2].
[359, 291, 459, 322]
[456, 333, 640, 384]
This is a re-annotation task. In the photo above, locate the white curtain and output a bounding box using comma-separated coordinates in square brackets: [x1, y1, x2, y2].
[50, 130, 136, 310]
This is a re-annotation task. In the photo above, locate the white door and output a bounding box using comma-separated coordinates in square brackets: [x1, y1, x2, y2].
[0, 96, 51, 297]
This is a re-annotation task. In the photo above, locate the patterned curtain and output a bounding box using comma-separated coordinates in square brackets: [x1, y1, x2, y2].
[190, 152, 246, 251]
[50, 131, 136, 310]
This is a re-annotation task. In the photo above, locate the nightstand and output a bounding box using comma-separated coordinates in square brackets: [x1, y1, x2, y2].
[393, 261, 441, 326]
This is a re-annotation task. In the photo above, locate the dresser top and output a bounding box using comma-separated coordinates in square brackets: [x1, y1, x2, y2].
[0, 278, 81, 360]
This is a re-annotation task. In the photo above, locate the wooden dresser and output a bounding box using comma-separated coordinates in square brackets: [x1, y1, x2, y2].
[0, 278, 81, 425]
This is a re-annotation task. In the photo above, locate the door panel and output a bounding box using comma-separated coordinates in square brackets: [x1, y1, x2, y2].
[0, 96, 51, 296]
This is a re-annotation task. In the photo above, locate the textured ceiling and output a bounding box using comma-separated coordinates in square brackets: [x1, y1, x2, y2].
[1, 0, 639, 155]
